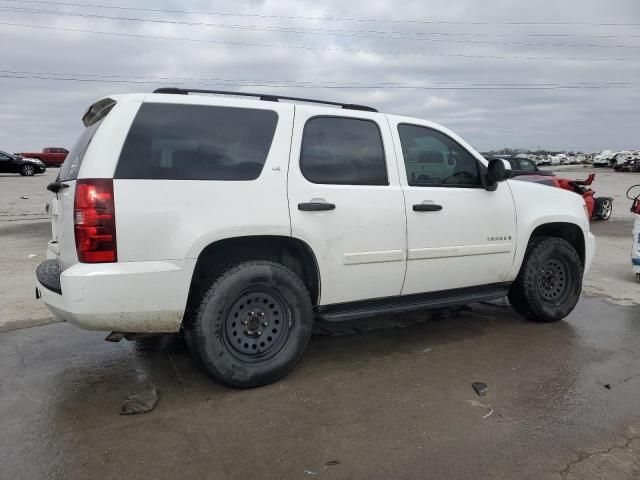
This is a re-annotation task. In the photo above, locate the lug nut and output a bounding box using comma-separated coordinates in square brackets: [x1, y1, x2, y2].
[241, 319, 248, 325]
[261, 321, 268, 327]
[257, 330, 262, 336]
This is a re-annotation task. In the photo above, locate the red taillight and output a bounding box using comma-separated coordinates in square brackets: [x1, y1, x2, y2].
[74, 179, 117, 263]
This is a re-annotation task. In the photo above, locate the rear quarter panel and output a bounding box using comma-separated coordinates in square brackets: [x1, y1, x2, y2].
[112, 96, 295, 262]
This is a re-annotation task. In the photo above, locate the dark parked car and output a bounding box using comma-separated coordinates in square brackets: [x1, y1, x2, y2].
[0, 151, 46, 176]
[491, 156, 554, 177]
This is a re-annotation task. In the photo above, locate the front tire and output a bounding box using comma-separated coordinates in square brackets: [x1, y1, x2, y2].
[596, 198, 613, 221]
[187, 261, 313, 387]
[508, 237, 583, 322]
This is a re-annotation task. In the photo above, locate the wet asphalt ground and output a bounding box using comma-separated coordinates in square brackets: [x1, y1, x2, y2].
[1, 297, 639, 479]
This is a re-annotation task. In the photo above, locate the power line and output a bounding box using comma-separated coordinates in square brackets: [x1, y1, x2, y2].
[2, 5, 640, 49]
[0, 70, 635, 90]
[2, 21, 640, 63]
[2, 0, 640, 27]
[0, 69, 633, 87]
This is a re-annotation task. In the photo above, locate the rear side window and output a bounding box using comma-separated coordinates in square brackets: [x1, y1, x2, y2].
[300, 116, 388, 185]
[58, 120, 103, 182]
[115, 103, 278, 181]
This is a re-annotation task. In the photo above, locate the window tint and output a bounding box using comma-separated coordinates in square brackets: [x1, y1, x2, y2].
[58, 120, 103, 182]
[398, 124, 480, 187]
[300, 116, 388, 185]
[115, 103, 278, 181]
[0, 152, 10, 161]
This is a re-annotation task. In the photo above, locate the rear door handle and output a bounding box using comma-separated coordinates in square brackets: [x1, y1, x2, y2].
[298, 202, 336, 211]
[413, 203, 443, 212]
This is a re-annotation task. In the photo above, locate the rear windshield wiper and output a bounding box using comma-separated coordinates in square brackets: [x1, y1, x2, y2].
[47, 181, 69, 193]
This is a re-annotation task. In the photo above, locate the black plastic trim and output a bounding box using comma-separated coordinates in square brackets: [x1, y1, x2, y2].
[298, 202, 336, 211]
[413, 203, 442, 212]
[315, 282, 511, 322]
[36, 260, 62, 295]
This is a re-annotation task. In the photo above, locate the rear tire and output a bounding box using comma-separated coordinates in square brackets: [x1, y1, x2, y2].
[508, 237, 583, 322]
[187, 260, 313, 387]
[596, 198, 613, 221]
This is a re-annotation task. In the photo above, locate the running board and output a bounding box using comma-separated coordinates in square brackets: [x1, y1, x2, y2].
[315, 283, 511, 322]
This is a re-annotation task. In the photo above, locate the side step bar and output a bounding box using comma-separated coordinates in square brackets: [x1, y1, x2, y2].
[315, 283, 512, 322]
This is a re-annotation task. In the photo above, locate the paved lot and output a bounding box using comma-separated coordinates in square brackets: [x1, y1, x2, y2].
[0, 169, 54, 331]
[1, 298, 639, 479]
[1, 165, 639, 479]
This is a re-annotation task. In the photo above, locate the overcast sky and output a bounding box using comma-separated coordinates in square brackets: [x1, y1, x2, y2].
[1, 0, 639, 153]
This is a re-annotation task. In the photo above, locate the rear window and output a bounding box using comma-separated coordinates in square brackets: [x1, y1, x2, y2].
[58, 120, 103, 182]
[115, 103, 278, 181]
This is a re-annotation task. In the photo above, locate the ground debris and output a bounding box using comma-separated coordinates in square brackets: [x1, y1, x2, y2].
[325, 460, 340, 466]
[472, 382, 488, 396]
[120, 385, 159, 415]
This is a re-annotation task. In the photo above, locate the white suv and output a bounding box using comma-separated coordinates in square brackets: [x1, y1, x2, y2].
[36, 88, 595, 387]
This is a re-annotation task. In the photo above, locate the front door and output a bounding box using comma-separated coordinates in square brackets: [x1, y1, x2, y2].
[288, 107, 407, 305]
[388, 119, 517, 295]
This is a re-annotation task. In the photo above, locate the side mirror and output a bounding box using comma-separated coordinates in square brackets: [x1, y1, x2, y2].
[486, 159, 512, 189]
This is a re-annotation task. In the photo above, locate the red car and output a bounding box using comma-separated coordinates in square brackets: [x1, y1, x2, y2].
[514, 173, 613, 221]
[21, 147, 68, 167]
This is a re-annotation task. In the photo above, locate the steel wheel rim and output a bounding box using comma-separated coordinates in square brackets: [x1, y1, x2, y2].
[537, 258, 570, 303]
[601, 200, 612, 219]
[223, 288, 291, 362]
[24, 165, 34, 175]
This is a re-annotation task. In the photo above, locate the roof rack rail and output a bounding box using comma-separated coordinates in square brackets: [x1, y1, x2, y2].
[153, 87, 378, 112]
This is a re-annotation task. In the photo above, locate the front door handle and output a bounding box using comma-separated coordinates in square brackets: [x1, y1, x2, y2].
[413, 203, 443, 212]
[298, 202, 336, 212]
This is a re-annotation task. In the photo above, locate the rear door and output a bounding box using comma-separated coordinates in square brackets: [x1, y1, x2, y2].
[288, 107, 407, 305]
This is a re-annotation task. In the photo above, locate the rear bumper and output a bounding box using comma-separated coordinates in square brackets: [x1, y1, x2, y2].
[36, 259, 195, 333]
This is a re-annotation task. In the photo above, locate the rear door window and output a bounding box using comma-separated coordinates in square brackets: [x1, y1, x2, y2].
[300, 116, 388, 185]
[115, 103, 278, 181]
